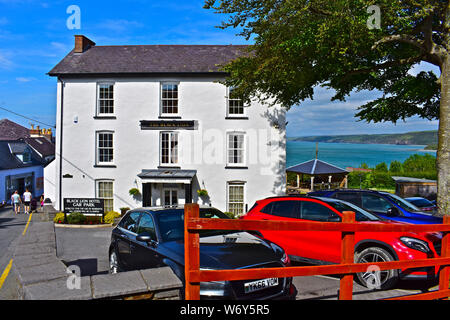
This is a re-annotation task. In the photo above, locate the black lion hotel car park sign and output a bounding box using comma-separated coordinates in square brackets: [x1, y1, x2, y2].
[63, 198, 105, 216]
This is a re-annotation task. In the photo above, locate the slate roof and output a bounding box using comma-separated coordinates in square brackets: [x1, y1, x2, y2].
[0, 119, 30, 140]
[287, 159, 349, 175]
[48, 45, 249, 76]
[0, 140, 46, 170]
[24, 137, 55, 158]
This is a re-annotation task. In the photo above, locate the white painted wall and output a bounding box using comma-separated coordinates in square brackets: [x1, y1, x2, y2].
[52, 76, 286, 213]
[44, 159, 56, 204]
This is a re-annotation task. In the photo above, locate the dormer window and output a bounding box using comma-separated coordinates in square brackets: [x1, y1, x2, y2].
[16, 150, 31, 164]
[22, 151, 31, 163]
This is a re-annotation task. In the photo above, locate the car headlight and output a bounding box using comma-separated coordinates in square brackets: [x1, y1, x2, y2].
[400, 237, 431, 253]
[269, 242, 289, 264]
[281, 252, 290, 265]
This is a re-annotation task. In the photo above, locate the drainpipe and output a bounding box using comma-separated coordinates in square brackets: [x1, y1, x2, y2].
[58, 77, 65, 222]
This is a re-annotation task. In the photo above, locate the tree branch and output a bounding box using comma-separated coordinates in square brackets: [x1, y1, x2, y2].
[339, 54, 425, 83]
[371, 34, 426, 51]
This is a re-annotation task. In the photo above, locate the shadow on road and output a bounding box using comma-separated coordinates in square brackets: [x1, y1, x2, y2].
[0, 217, 26, 229]
[62, 258, 109, 277]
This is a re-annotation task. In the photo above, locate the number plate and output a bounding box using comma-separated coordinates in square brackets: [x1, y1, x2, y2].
[244, 278, 279, 294]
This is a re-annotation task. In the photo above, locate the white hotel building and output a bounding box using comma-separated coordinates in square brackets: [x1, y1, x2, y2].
[45, 35, 286, 216]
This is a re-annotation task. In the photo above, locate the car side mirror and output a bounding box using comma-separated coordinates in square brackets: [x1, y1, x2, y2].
[328, 215, 342, 222]
[386, 207, 400, 217]
[136, 232, 156, 245]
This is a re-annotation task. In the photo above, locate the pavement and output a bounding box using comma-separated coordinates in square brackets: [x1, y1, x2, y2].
[0, 206, 33, 299]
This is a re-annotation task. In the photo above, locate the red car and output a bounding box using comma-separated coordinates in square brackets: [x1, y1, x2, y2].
[241, 196, 442, 289]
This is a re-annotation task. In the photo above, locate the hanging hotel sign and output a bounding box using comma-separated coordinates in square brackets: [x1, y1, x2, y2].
[63, 198, 105, 215]
[140, 120, 198, 130]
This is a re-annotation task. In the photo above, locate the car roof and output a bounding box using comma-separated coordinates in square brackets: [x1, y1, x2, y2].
[312, 189, 390, 196]
[261, 195, 337, 203]
[129, 205, 219, 213]
[405, 197, 426, 200]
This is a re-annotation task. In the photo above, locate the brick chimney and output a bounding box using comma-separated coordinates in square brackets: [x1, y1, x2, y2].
[74, 35, 95, 53]
[29, 125, 53, 141]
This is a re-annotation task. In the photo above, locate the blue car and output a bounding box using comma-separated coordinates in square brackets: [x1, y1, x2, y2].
[307, 189, 443, 224]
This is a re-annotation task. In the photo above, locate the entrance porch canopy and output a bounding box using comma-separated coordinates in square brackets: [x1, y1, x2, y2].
[138, 169, 197, 184]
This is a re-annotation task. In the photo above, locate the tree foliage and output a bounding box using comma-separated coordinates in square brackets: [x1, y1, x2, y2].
[204, 0, 447, 122]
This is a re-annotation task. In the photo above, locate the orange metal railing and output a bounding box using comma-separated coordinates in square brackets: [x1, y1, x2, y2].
[183, 203, 450, 300]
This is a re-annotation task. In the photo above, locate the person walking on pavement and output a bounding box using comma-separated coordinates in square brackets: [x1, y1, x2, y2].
[40, 194, 44, 212]
[23, 189, 32, 215]
[11, 191, 21, 214]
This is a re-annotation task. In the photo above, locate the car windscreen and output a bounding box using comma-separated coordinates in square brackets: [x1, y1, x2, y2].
[155, 208, 234, 242]
[383, 193, 422, 212]
[408, 198, 433, 208]
[325, 200, 382, 221]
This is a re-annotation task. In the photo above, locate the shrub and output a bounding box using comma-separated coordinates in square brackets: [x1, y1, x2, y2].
[197, 189, 208, 197]
[104, 211, 121, 224]
[85, 216, 102, 225]
[224, 212, 237, 219]
[348, 171, 370, 189]
[67, 212, 87, 225]
[53, 212, 65, 224]
[129, 188, 141, 196]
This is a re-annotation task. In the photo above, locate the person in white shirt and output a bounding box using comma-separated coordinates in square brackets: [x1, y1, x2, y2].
[11, 191, 21, 214]
[23, 189, 32, 215]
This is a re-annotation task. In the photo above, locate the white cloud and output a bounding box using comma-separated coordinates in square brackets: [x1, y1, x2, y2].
[286, 87, 438, 137]
[16, 77, 35, 82]
[96, 19, 144, 33]
[0, 51, 13, 69]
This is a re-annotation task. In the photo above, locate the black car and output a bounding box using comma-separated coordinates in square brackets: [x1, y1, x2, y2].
[109, 206, 296, 300]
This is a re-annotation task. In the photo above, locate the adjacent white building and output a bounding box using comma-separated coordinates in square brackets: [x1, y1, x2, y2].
[46, 35, 286, 216]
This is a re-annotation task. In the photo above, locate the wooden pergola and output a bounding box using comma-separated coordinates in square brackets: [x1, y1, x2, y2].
[287, 159, 349, 193]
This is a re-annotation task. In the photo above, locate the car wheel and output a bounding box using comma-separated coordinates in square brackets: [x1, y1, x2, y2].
[109, 249, 122, 274]
[354, 247, 398, 290]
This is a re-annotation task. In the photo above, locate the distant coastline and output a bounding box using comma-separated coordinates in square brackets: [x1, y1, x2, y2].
[288, 130, 438, 150]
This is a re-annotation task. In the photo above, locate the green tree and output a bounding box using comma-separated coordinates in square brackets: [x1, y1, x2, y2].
[375, 162, 389, 172]
[389, 160, 403, 173]
[205, 0, 449, 215]
[403, 153, 437, 172]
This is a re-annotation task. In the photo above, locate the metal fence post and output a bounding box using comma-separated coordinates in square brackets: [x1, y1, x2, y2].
[439, 215, 450, 299]
[339, 211, 355, 300]
[184, 203, 200, 300]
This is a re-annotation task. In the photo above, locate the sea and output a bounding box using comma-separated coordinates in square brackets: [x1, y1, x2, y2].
[286, 141, 437, 169]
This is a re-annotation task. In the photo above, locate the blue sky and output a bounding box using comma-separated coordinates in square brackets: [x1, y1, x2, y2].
[0, 0, 440, 137]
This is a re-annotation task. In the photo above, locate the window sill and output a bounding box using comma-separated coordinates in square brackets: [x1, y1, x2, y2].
[159, 115, 182, 119]
[225, 166, 248, 169]
[158, 165, 181, 169]
[94, 116, 117, 120]
[225, 116, 248, 120]
[94, 164, 117, 168]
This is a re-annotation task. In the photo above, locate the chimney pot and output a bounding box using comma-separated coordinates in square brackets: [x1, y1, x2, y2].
[74, 35, 96, 53]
